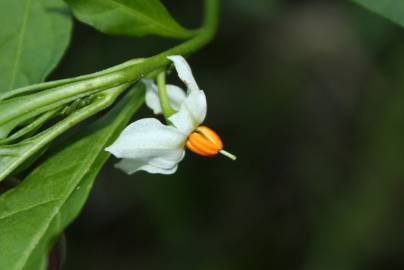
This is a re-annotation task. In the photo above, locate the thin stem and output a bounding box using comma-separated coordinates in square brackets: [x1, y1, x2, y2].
[120, 0, 219, 81]
[157, 71, 176, 118]
[158, 0, 219, 58]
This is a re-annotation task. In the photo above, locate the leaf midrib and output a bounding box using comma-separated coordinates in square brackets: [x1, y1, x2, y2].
[15, 125, 117, 270]
[105, 0, 187, 37]
[0, 198, 60, 220]
[8, 0, 32, 90]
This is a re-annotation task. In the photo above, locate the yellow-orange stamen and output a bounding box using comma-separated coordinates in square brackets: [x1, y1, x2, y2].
[186, 126, 236, 160]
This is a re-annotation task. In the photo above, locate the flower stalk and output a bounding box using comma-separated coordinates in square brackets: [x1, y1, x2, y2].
[157, 71, 176, 119]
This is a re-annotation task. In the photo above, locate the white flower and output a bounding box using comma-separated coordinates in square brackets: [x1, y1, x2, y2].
[105, 55, 235, 175]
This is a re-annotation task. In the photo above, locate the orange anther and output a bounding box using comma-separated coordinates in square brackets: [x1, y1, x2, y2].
[186, 126, 223, 157]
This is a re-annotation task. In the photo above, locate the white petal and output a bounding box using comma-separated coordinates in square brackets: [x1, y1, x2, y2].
[167, 55, 200, 93]
[144, 79, 161, 114]
[115, 150, 185, 175]
[105, 118, 187, 174]
[116, 159, 178, 175]
[144, 79, 186, 114]
[166, 84, 187, 110]
[168, 90, 207, 135]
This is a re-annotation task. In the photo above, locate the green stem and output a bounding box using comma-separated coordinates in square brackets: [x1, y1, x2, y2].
[157, 71, 176, 118]
[157, 0, 219, 58]
[0, 83, 136, 182]
[116, 0, 219, 81]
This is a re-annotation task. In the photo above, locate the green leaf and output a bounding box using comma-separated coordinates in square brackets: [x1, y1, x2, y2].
[353, 0, 404, 28]
[0, 83, 145, 270]
[65, 0, 195, 39]
[0, 0, 72, 92]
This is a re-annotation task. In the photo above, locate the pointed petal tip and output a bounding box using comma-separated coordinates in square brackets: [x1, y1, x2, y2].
[167, 55, 200, 93]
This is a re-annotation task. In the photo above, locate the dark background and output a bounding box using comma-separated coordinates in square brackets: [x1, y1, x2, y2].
[52, 0, 404, 269]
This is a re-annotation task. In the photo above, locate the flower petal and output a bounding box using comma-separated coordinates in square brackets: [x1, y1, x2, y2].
[167, 84, 187, 109]
[144, 79, 187, 114]
[114, 150, 185, 175]
[116, 159, 178, 174]
[144, 80, 161, 115]
[168, 55, 200, 93]
[105, 118, 187, 174]
[168, 90, 207, 135]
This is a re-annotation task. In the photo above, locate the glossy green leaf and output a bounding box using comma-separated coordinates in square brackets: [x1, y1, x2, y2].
[64, 0, 194, 39]
[0, 83, 145, 270]
[353, 0, 404, 27]
[0, 0, 72, 92]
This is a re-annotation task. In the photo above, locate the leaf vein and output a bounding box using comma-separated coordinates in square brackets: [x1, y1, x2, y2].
[18, 118, 122, 269]
[105, 0, 185, 37]
[8, 0, 32, 90]
[0, 198, 60, 220]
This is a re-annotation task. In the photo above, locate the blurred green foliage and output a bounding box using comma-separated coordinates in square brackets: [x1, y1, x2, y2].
[48, 0, 404, 269]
